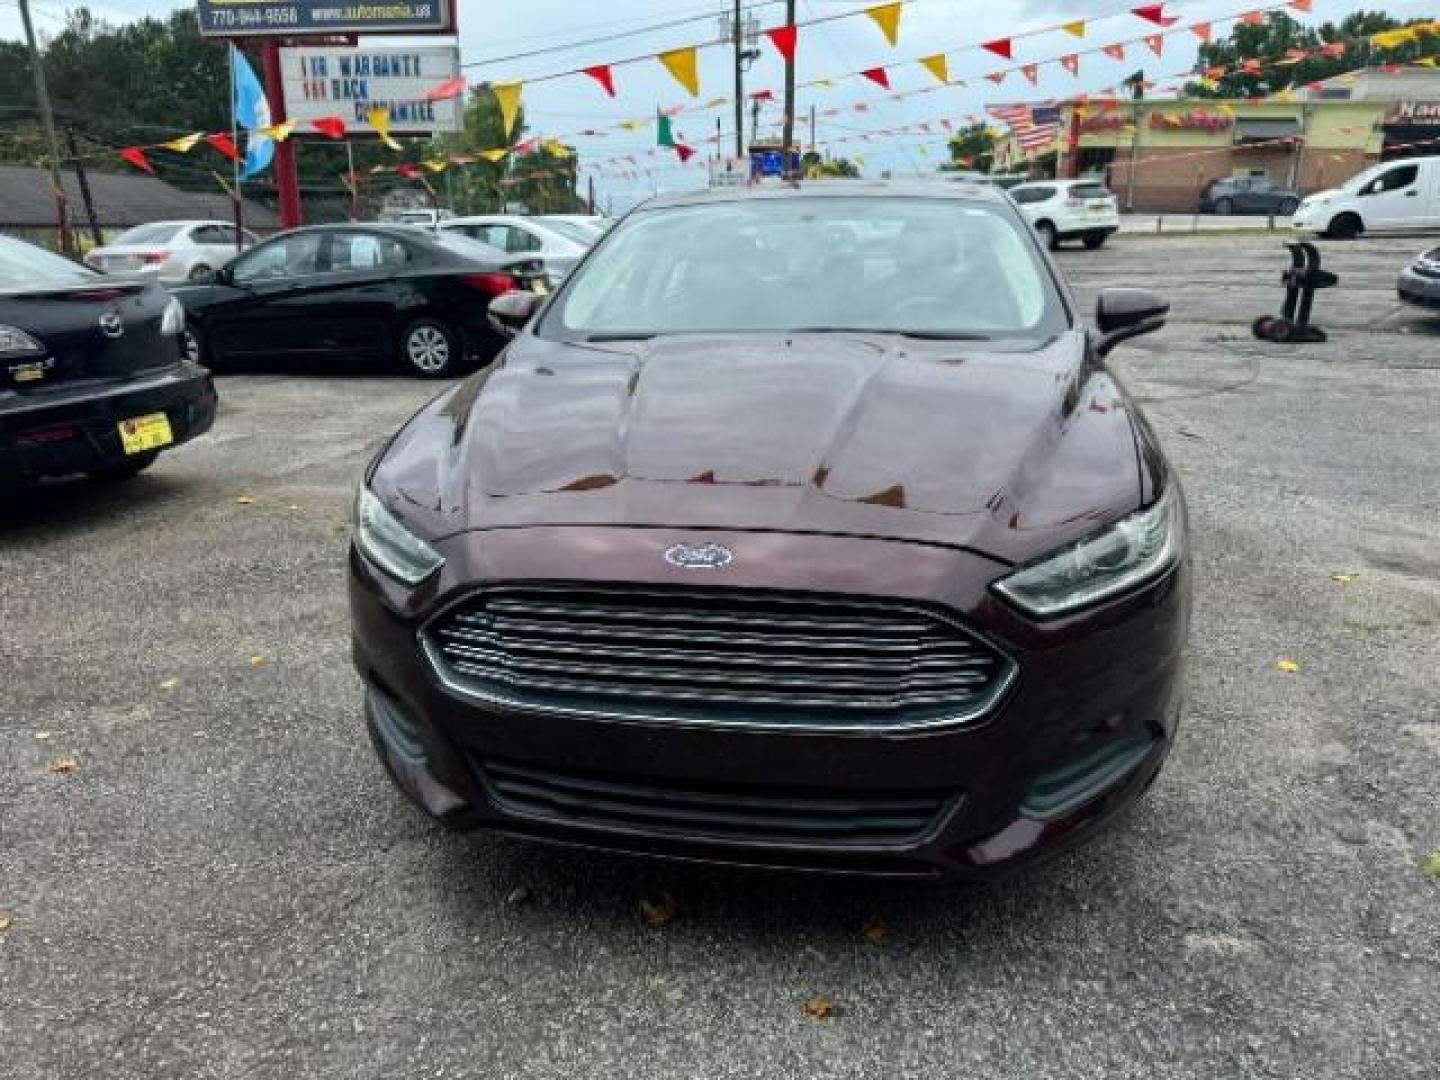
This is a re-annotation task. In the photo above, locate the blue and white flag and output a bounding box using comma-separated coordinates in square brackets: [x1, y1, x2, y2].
[231, 45, 275, 180]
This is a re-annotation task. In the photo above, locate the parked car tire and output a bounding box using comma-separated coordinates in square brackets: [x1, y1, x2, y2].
[1082, 232, 1108, 250]
[1035, 220, 1059, 251]
[1278, 197, 1299, 216]
[1326, 213, 1363, 240]
[88, 451, 159, 483]
[1214, 197, 1234, 215]
[399, 317, 461, 378]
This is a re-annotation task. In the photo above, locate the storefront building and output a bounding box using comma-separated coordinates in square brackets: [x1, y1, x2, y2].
[993, 66, 1440, 212]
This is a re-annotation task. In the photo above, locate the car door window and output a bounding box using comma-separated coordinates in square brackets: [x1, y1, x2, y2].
[190, 225, 226, 245]
[230, 233, 324, 283]
[505, 226, 543, 253]
[329, 232, 410, 273]
[1366, 165, 1418, 195]
[1012, 187, 1054, 205]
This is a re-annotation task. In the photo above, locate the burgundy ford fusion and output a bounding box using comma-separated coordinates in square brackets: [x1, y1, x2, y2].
[348, 182, 1189, 880]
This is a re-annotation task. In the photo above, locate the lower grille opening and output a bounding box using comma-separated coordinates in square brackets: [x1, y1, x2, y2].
[476, 758, 954, 846]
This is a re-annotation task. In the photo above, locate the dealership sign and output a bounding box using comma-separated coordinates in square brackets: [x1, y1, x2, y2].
[1388, 100, 1440, 124]
[281, 46, 463, 134]
[197, 0, 453, 37]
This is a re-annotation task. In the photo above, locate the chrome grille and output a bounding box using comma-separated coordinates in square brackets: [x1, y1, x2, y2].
[425, 584, 1015, 731]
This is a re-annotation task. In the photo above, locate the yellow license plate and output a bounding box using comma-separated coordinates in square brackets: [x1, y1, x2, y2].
[531, 278, 550, 295]
[118, 412, 173, 455]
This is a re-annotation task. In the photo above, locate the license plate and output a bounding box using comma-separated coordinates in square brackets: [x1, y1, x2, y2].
[118, 412, 173, 455]
[9, 358, 54, 383]
[1090, 204, 1111, 215]
[530, 278, 550, 296]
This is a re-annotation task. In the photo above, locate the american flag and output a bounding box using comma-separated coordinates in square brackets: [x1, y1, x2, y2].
[987, 103, 1061, 151]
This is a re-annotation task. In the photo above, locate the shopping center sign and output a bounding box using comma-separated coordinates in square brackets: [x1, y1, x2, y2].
[196, 0, 454, 37]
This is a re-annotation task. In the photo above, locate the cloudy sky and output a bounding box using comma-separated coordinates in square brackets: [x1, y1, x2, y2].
[2, 0, 1434, 210]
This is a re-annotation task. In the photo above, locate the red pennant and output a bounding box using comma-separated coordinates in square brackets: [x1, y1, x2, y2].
[1132, 4, 1177, 26]
[1304, 80, 1326, 91]
[1383, 61, 1401, 74]
[1318, 41, 1346, 58]
[1241, 59, 1263, 75]
[939, 118, 953, 131]
[765, 25, 797, 64]
[583, 65, 616, 97]
[513, 137, 539, 154]
[1144, 34, 1164, 57]
[1020, 63, 1038, 85]
[674, 143, 696, 163]
[1060, 53, 1080, 76]
[985, 71, 1006, 85]
[206, 133, 241, 162]
[311, 116, 347, 139]
[1103, 43, 1127, 61]
[1205, 65, 1227, 79]
[1191, 22, 1212, 42]
[120, 147, 155, 174]
[750, 89, 776, 102]
[1240, 11, 1264, 24]
[860, 66, 890, 89]
[1289, 0, 1312, 10]
[981, 38, 1012, 61]
[425, 75, 466, 102]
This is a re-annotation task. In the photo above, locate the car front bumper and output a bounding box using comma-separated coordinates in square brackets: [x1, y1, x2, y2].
[0, 361, 217, 483]
[1398, 265, 1440, 309]
[349, 527, 1190, 881]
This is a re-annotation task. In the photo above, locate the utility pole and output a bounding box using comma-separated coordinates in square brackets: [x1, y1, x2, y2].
[18, 0, 71, 253]
[781, 0, 796, 177]
[65, 129, 103, 247]
[732, 1, 745, 160]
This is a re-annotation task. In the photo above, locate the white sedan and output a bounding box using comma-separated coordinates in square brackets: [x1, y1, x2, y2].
[84, 220, 258, 283]
[439, 215, 591, 282]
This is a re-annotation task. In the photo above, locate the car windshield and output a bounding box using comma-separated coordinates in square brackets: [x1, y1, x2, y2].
[544, 196, 1065, 341]
[0, 234, 96, 288]
[434, 232, 507, 262]
[113, 222, 185, 245]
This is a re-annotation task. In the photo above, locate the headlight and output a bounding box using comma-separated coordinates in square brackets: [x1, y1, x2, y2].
[993, 485, 1182, 618]
[0, 324, 45, 359]
[159, 297, 186, 337]
[354, 487, 445, 585]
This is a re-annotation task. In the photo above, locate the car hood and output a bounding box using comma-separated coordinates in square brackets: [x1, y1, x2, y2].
[373, 331, 1151, 565]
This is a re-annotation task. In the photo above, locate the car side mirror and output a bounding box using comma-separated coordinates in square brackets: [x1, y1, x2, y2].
[1093, 287, 1168, 356]
[487, 290, 542, 338]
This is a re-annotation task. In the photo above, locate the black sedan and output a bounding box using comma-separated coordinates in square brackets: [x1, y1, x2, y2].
[173, 224, 550, 378]
[0, 233, 215, 487]
[1199, 176, 1300, 216]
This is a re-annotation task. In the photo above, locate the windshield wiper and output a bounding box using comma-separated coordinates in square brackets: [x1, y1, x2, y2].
[584, 331, 656, 342]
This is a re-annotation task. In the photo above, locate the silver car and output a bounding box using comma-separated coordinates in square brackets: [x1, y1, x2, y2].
[1397, 247, 1440, 311]
[84, 220, 258, 283]
[439, 215, 590, 283]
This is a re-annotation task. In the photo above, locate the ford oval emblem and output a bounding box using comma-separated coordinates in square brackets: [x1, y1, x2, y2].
[98, 310, 124, 339]
[664, 542, 733, 570]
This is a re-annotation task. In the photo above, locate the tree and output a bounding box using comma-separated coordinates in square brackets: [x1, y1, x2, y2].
[801, 150, 860, 177]
[1186, 10, 1440, 98]
[943, 121, 996, 172]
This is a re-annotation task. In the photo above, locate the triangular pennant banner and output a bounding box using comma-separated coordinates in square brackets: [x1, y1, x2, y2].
[1062, 20, 1086, 38]
[493, 81, 522, 139]
[657, 114, 676, 148]
[258, 120, 295, 142]
[1190, 22, 1212, 42]
[1020, 63, 1038, 85]
[659, 47, 700, 97]
[583, 65, 616, 97]
[423, 160, 447, 173]
[1060, 53, 1080, 76]
[1241, 11, 1264, 25]
[1144, 34, 1164, 57]
[1132, 5, 1177, 27]
[1103, 43, 1126, 61]
[160, 133, 203, 153]
[986, 71, 1006, 85]
[860, 66, 890, 89]
[397, 164, 419, 180]
[366, 107, 403, 151]
[206, 133, 241, 162]
[766, 25, 797, 63]
[120, 147, 155, 174]
[1289, 0, 1312, 10]
[865, 3, 902, 46]
[674, 143, 696, 163]
[425, 75, 466, 102]
[311, 116, 346, 139]
[982, 38, 1012, 61]
[919, 53, 949, 84]
[478, 148, 508, 162]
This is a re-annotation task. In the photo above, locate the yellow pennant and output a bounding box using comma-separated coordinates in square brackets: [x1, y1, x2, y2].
[1062, 19, 1086, 38]
[543, 138, 572, 157]
[161, 132, 203, 153]
[1273, 89, 1297, 102]
[1417, 56, 1438, 67]
[492, 81, 523, 139]
[367, 107, 403, 150]
[1217, 103, 1236, 116]
[703, 96, 729, 108]
[618, 118, 649, 132]
[422, 159, 447, 173]
[812, 78, 837, 89]
[478, 148, 509, 162]
[865, 3, 902, 46]
[659, 47, 700, 97]
[258, 120, 295, 142]
[918, 54, 949, 85]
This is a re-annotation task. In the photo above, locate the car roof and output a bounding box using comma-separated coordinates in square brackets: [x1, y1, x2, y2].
[262, 223, 436, 242]
[637, 178, 1009, 212]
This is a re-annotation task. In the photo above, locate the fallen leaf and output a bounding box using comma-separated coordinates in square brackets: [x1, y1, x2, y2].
[1275, 659, 1300, 674]
[862, 917, 891, 944]
[235, 495, 254, 505]
[638, 890, 678, 929]
[248, 655, 268, 668]
[48, 756, 78, 775]
[1421, 852, 1440, 879]
[34, 731, 51, 741]
[803, 997, 833, 1020]
[0, 916, 11, 934]
[158, 678, 179, 691]
[1331, 573, 1358, 584]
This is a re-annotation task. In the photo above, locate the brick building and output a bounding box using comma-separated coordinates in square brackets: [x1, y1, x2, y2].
[992, 65, 1440, 212]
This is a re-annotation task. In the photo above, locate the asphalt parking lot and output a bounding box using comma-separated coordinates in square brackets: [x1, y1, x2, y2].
[2, 230, 1437, 1079]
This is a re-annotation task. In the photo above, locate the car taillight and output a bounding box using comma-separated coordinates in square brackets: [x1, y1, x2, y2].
[140, 252, 170, 264]
[463, 272, 521, 297]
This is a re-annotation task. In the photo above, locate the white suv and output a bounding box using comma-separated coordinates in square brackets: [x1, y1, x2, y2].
[1010, 179, 1121, 251]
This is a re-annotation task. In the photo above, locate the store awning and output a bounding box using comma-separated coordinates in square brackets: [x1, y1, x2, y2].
[1234, 118, 1302, 143]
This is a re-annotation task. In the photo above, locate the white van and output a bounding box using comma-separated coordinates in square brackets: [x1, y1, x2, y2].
[1292, 156, 1440, 239]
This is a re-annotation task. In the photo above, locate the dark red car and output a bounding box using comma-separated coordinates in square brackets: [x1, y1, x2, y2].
[349, 182, 1189, 880]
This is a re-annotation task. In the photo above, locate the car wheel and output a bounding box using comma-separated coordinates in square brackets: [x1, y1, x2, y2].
[1278, 197, 1299, 216]
[89, 451, 158, 483]
[1327, 213, 1363, 240]
[1214, 197, 1234, 216]
[399, 317, 461, 378]
[1035, 221, 1059, 250]
[188, 263, 213, 282]
[1082, 232, 1107, 250]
